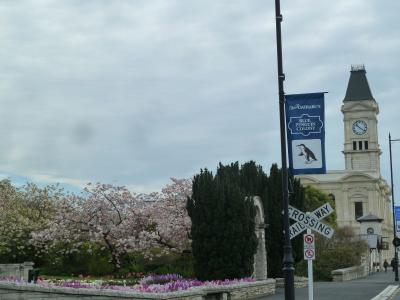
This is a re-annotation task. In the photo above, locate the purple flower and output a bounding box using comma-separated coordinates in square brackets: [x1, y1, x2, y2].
[0, 275, 256, 294]
[139, 273, 183, 285]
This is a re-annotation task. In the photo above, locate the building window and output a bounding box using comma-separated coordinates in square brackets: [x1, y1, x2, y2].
[353, 141, 357, 150]
[359, 141, 363, 150]
[355, 202, 363, 220]
[365, 141, 368, 150]
[367, 227, 374, 235]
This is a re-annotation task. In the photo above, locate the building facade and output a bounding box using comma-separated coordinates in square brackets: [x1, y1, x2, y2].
[297, 65, 393, 260]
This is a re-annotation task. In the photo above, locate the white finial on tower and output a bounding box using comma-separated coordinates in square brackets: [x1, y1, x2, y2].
[351, 64, 365, 72]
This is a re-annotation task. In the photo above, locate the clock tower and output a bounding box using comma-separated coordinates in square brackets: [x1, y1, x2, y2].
[341, 65, 381, 173]
[296, 65, 393, 264]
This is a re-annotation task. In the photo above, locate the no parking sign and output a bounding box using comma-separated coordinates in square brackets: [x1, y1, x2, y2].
[304, 249, 315, 260]
[304, 233, 315, 245]
[304, 233, 315, 260]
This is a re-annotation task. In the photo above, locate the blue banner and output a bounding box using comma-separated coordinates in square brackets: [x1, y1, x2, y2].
[395, 206, 400, 234]
[285, 93, 326, 175]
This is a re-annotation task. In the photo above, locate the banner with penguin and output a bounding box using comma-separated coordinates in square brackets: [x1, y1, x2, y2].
[395, 206, 400, 235]
[285, 92, 326, 175]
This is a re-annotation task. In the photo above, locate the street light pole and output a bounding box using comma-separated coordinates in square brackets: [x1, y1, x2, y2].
[389, 133, 400, 281]
[274, 0, 295, 299]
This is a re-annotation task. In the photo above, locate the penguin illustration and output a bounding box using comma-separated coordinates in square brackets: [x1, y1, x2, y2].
[296, 144, 317, 164]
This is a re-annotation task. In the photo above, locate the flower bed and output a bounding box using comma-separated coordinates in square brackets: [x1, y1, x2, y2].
[0, 275, 276, 300]
[1, 274, 256, 293]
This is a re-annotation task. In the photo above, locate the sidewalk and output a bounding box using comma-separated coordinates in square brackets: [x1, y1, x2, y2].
[256, 270, 400, 300]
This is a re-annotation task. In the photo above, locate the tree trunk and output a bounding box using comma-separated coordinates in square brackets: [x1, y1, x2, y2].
[103, 234, 119, 272]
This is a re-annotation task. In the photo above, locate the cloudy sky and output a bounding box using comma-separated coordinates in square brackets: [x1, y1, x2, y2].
[0, 0, 399, 199]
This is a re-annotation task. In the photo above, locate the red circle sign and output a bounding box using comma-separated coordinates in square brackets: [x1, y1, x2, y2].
[305, 249, 314, 259]
[304, 234, 314, 244]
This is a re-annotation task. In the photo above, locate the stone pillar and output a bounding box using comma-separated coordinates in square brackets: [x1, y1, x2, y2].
[252, 196, 268, 280]
[23, 262, 34, 282]
[254, 223, 268, 280]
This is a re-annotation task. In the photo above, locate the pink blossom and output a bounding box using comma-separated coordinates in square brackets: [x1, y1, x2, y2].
[31, 178, 193, 269]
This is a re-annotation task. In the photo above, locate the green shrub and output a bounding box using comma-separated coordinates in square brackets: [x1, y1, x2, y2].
[295, 226, 367, 281]
[115, 250, 194, 279]
[39, 242, 113, 276]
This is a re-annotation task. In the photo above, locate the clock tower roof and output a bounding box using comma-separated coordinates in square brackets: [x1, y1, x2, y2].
[343, 65, 375, 102]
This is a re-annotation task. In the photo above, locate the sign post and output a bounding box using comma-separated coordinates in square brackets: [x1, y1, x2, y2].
[304, 230, 315, 300]
[289, 204, 334, 300]
[273, 1, 295, 299]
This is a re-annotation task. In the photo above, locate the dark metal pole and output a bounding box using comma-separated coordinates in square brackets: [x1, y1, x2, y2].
[389, 133, 399, 281]
[274, 0, 295, 299]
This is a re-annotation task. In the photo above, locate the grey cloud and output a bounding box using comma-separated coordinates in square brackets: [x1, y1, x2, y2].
[0, 0, 398, 196]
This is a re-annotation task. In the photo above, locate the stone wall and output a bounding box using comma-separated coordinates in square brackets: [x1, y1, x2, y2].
[0, 279, 276, 300]
[228, 280, 275, 299]
[0, 262, 34, 282]
[275, 277, 308, 288]
[331, 265, 368, 282]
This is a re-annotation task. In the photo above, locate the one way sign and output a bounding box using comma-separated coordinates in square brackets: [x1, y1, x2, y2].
[289, 203, 334, 239]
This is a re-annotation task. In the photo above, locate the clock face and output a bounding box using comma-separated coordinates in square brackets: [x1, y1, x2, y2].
[352, 120, 367, 135]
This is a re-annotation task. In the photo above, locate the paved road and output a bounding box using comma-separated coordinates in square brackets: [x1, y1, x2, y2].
[256, 270, 400, 300]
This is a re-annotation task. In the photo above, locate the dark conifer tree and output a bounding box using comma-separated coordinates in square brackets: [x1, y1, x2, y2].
[262, 164, 283, 278]
[187, 169, 216, 279]
[188, 161, 307, 280]
[288, 175, 306, 265]
[187, 163, 258, 280]
[239, 161, 266, 196]
[262, 165, 309, 277]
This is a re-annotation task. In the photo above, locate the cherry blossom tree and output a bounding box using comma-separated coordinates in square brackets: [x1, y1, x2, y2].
[32, 183, 148, 269]
[146, 178, 192, 253]
[0, 180, 61, 263]
[31, 178, 192, 270]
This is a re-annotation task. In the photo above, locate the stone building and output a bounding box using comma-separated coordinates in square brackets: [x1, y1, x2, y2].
[296, 65, 393, 260]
